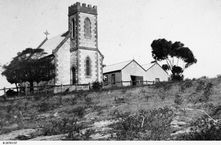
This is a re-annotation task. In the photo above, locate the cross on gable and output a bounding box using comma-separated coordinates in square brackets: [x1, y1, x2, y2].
[44, 30, 50, 38]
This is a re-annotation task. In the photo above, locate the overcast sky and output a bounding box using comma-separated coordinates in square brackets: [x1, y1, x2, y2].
[0, 0, 221, 88]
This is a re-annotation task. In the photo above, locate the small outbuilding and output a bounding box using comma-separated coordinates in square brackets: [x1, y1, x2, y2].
[103, 59, 169, 87]
[142, 62, 169, 82]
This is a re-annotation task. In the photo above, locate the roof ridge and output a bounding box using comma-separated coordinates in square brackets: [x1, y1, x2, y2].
[105, 59, 133, 67]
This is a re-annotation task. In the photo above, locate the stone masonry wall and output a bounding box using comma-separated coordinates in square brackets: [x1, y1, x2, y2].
[78, 13, 97, 49]
[55, 39, 71, 85]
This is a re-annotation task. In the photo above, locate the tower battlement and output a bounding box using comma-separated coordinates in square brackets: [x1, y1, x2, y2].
[68, 2, 97, 16]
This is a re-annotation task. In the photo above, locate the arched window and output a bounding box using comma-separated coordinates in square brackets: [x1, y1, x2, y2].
[84, 17, 91, 39]
[85, 57, 91, 76]
[72, 18, 75, 38]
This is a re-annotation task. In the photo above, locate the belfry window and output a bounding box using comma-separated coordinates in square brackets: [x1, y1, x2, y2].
[72, 18, 75, 38]
[84, 17, 91, 39]
[85, 57, 91, 76]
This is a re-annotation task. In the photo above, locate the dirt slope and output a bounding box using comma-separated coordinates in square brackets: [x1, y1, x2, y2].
[1, 77, 221, 140]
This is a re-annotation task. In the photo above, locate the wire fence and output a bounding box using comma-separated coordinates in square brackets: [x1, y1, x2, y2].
[0, 80, 157, 101]
[0, 83, 90, 101]
[103, 80, 156, 88]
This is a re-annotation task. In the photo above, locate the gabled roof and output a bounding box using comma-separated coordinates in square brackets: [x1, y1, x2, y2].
[103, 60, 132, 74]
[141, 63, 154, 71]
[142, 62, 169, 75]
[103, 59, 146, 74]
[37, 32, 68, 54]
[37, 31, 104, 58]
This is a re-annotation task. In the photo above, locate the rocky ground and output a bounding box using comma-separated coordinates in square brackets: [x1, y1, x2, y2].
[1, 77, 221, 140]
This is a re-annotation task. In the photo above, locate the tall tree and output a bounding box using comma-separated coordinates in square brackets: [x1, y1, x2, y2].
[151, 38, 197, 81]
[1, 48, 55, 92]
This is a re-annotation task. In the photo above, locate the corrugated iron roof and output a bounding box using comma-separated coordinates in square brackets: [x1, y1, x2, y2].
[103, 60, 133, 73]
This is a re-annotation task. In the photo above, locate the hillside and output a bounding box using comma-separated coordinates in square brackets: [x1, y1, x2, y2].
[1, 77, 221, 140]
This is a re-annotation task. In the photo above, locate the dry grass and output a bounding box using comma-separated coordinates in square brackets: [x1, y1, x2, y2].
[1, 77, 221, 140]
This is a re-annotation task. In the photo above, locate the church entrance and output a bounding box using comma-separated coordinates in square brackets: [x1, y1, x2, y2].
[72, 67, 76, 85]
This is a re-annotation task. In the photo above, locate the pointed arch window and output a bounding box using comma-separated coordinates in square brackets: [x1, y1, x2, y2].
[72, 18, 75, 38]
[85, 57, 91, 76]
[84, 17, 91, 39]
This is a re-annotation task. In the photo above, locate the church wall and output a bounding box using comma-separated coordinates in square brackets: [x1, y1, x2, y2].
[78, 49, 99, 84]
[55, 39, 71, 85]
[97, 53, 103, 82]
[78, 13, 97, 49]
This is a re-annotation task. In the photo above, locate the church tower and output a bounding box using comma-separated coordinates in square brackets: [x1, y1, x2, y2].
[68, 2, 104, 84]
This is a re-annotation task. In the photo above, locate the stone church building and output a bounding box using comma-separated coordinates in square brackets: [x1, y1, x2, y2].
[38, 2, 104, 85]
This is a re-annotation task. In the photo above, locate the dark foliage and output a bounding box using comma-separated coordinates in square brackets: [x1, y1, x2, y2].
[1, 48, 55, 92]
[6, 89, 18, 97]
[151, 38, 197, 81]
[91, 81, 103, 91]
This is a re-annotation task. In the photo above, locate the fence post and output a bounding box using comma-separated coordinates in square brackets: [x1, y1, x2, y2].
[3, 87, 6, 97]
[25, 85, 28, 97]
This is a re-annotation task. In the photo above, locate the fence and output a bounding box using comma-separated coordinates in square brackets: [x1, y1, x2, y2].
[0, 83, 90, 100]
[0, 80, 157, 101]
[103, 80, 155, 88]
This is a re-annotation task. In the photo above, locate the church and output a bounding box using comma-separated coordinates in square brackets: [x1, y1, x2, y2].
[36, 2, 168, 91]
[37, 2, 104, 86]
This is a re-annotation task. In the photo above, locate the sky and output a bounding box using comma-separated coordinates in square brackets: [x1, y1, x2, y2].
[0, 0, 221, 89]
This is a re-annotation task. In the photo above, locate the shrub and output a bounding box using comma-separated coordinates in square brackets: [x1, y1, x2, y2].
[177, 116, 221, 140]
[195, 80, 206, 92]
[171, 74, 184, 81]
[202, 82, 213, 101]
[174, 94, 183, 106]
[38, 102, 51, 112]
[41, 117, 80, 136]
[180, 80, 193, 92]
[6, 89, 18, 97]
[217, 74, 221, 79]
[114, 96, 126, 104]
[91, 81, 103, 91]
[110, 107, 174, 140]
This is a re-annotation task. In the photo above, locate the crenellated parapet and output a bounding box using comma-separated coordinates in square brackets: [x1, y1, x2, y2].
[68, 2, 97, 16]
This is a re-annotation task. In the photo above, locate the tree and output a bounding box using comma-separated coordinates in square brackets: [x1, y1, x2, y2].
[1, 48, 55, 92]
[151, 38, 197, 81]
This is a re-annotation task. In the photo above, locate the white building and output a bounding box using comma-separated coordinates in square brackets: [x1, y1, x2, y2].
[37, 2, 104, 86]
[103, 60, 169, 87]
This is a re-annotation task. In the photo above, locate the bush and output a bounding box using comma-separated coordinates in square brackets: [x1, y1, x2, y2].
[41, 117, 80, 136]
[6, 89, 18, 97]
[40, 116, 95, 140]
[38, 102, 51, 112]
[180, 80, 193, 92]
[91, 81, 103, 91]
[110, 107, 174, 140]
[177, 116, 221, 140]
[171, 74, 184, 81]
[174, 94, 183, 106]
